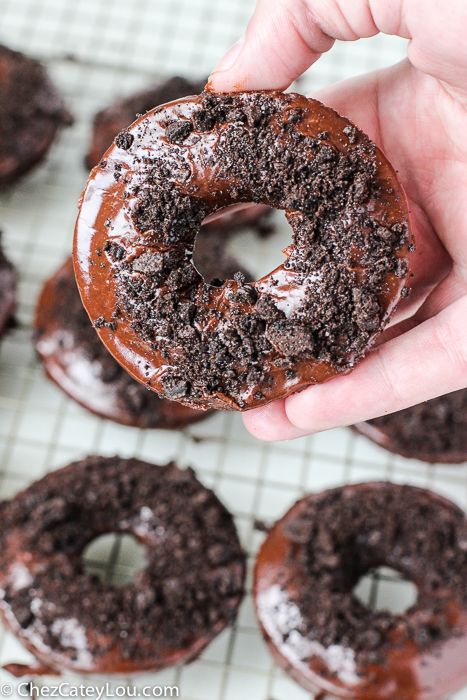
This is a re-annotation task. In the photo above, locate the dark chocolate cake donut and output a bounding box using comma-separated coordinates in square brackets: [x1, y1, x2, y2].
[0, 44, 72, 187]
[0, 456, 246, 676]
[254, 482, 467, 700]
[0, 231, 17, 340]
[74, 91, 412, 411]
[353, 389, 467, 464]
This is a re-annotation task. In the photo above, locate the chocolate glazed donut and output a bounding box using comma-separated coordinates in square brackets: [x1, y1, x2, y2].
[0, 457, 246, 676]
[254, 482, 467, 700]
[353, 389, 467, 464]
[74, 91, 412, 411]
[0, 44, 72, 187]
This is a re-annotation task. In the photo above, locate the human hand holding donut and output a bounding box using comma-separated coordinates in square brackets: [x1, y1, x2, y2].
[209, 0, 467, 440]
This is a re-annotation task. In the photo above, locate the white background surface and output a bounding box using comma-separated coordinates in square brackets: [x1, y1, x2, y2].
[0, 0, 466, 698]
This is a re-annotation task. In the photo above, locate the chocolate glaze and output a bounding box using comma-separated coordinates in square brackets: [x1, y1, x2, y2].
[0, 456, 246, 676]
[254, 482, 467, 700]
[74, 91, 412, 411]
[0, 44, 72, 187]
[353, 389, 467, 464]
[0, 232, 17, 339]
[34, 254, 216, 429]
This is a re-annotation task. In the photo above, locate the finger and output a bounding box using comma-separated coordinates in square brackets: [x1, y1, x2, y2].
[209, 0, 467, 99]
[243, 288, 466, 442]
[282, 294, 467, 436]
[412, 265, 467, 322]
[406, 0, 467, 101]
[242, 399, 309, 441]
[310, 66, 453, 313]
[209, 0, 335, 91]
[208, 0, 399, 91]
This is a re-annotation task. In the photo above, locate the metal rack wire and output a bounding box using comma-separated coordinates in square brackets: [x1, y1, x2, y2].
[0, 0, 466, 698]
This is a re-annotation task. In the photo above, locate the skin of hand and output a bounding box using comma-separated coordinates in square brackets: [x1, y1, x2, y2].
[208, 0, 467, 441]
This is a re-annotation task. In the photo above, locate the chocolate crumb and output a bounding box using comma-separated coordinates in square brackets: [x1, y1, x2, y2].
[114, 130, 134, 150]
[254, 519, 271, 533]
[166, 120, 193, 144]
[103, 240, 126, 261]
[266, 320, 314, 356]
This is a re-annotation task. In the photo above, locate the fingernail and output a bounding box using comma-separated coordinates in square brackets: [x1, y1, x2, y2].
[210, 35, 245, 77]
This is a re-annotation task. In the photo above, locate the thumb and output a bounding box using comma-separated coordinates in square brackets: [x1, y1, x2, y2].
[210, 0, 467, 98]
[208, 0, 334, 91]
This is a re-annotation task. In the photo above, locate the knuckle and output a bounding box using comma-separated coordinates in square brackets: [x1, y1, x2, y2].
[376, 350, 408, 410]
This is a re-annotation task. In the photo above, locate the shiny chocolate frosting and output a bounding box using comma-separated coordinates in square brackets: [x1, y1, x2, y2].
[74, 91, 412, 411]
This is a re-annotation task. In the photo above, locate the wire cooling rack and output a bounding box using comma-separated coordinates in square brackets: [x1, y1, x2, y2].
[1, 1, 467, 698]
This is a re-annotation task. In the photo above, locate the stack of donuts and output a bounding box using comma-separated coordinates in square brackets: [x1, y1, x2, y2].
[1, 40, 467, 700]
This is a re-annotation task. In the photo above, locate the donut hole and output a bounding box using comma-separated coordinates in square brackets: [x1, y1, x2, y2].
[226, 210, 293, 280]
[353, 566, 418, 615]
[193, 208, 292, 285]
[82, 533, 147, 587]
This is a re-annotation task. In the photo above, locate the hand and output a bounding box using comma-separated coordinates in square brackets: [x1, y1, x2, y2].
[209, 0, 467, 441]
